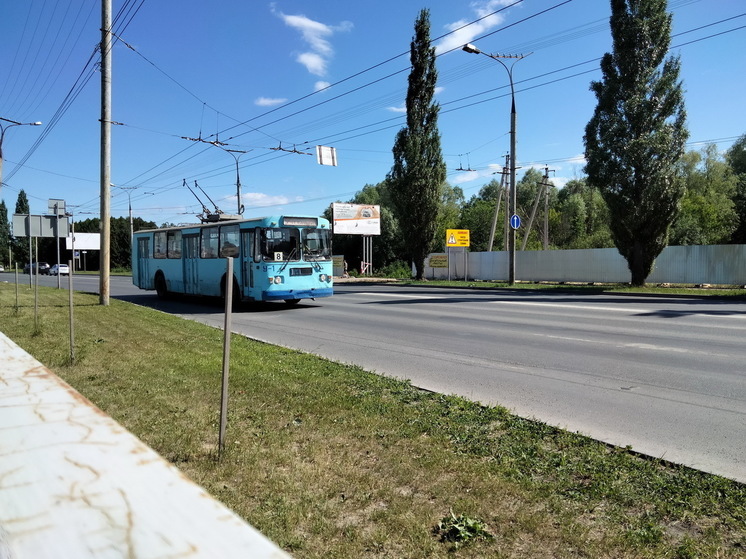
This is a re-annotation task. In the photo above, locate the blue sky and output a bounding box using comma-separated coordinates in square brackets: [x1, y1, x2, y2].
[1, 0, 744, 226]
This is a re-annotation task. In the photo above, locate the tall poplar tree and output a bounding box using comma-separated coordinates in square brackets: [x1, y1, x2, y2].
[584, 0, 688, 286]
[388, 8, 446, 280]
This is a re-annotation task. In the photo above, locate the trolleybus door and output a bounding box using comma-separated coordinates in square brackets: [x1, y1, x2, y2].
[136, 237, 150, 288]
[183, 234, 199, 294]
[241, 229, 254, 297]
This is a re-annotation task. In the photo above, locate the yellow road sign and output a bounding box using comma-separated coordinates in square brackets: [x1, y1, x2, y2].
[446, 229, 470, 247]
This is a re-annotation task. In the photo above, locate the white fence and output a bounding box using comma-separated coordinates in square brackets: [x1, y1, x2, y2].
[426, 245, 746, 285]
[0, 332, 291, 559]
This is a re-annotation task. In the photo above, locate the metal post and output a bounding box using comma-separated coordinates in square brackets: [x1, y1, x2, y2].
[28, 234, 32, 288]
[100, 0, 112, 305]
[68, 259, 75, 364]
[55, 204, 61, 289]
[219, 257, 234, 457]
[509, 101, 517, 284]
[226, 149, 247, 215]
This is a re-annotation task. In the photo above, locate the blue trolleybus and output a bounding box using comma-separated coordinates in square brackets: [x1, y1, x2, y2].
[132, 215, 333, 305]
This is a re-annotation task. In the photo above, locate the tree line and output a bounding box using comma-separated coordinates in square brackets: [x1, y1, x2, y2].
[327, 135, 746, 276]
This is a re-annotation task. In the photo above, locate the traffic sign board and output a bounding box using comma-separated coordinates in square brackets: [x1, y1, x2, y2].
[446, 229, 470, 247]
[510, 214, 521, 230]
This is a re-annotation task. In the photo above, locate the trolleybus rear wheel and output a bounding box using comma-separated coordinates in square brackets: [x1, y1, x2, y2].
[155, 273, 168, 299]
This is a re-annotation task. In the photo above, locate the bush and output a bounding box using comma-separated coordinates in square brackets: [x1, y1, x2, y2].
[375, 260, 411, 279]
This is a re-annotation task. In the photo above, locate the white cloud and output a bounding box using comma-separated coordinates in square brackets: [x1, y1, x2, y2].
[241, 192, 306, 209]
[255, 97, 288, 107]
[436, 0, 514, 54]
[314, 81, 331, 91]
[386, 105, 406, 113]
[297, 52, 327, 76]
[273, 8, 352, 79]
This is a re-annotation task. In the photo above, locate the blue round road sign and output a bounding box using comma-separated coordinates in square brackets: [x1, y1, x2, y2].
[510, 214, 521, 230]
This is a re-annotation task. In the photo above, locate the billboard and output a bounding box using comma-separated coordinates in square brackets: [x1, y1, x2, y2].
[332, 203, 381, 235]
[66, 232, 100, 250]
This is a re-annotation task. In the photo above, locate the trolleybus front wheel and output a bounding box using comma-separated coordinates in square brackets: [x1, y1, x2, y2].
[284, 299, 301, 306]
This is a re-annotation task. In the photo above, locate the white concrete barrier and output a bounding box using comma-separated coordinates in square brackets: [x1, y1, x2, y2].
[0, 332, 291, 559]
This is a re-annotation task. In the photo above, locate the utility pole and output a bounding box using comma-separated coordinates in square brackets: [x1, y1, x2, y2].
[543, 166, 554, 250]
[99, 0, 112, 305]
[487, 154, 509, 252]
[462, 44, 531, 284]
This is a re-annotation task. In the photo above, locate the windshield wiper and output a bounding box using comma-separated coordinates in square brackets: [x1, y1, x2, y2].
[278, 246, 297, 273]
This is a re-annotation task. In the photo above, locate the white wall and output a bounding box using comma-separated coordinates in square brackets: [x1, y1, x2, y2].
[426, 245, 746, 285]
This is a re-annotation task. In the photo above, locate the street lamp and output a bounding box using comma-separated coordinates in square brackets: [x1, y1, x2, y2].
[462, 44, 530, 285]
[224, 148, 248, 216]
[113, 184, 137, 244]
[0, 117, 42, 194]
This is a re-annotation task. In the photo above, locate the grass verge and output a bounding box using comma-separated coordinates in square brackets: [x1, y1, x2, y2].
[1, 284, 744, 558]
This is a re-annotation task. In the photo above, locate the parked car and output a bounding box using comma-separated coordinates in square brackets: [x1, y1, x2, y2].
[0, 264, 4, 272]
[50, 263, 70, 276]
[23, 262, 50, 274]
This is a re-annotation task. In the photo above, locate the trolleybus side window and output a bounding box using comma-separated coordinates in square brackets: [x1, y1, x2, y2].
[201, 226, 219, 258]
[220, 224, 239, 257]
[154, 231, 167, 259]
[301, 228, 332, 260]
[261, 228, 300, 262]
[167, 230, 182, 258]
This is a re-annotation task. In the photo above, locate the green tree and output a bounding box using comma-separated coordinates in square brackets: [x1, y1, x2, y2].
[553, 178, 612, 249]
[12, 189, 30, 265]
[434, 183, 464, 252]
[387, 8, 446, 279]
[584, 0, 688, 286]
[726, 133, 746, 243]
[0, 200, 10, 267]
[670, 145, 737, 245]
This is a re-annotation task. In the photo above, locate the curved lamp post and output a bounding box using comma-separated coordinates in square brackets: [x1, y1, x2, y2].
[462, 44, 530, 285]
[0, 117, 42, 194]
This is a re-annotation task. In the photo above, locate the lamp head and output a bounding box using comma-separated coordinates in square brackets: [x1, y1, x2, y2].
[462, 43, 481, 55]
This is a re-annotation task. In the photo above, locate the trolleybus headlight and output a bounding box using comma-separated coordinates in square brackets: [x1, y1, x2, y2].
[269, 276, 284, 284]
[319, 274, 328, 282]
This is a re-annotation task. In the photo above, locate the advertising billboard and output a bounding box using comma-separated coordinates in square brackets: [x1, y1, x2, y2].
[332, 203, 381, 235]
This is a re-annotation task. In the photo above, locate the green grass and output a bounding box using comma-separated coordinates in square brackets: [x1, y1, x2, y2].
[2, 284, 744, 558]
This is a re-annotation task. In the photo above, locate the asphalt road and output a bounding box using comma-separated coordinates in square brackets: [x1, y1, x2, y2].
[6, 273, 745, 482]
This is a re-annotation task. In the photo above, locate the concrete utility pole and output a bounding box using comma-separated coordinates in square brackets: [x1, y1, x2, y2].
[100, 0, 112, 305]
[487, 154, 509, 253]
[462, 44, 531, 285]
